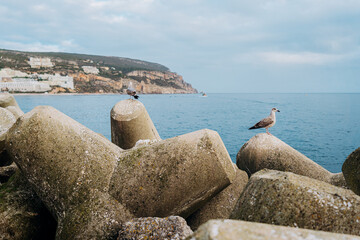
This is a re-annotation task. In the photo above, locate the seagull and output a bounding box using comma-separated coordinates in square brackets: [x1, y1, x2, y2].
[126, 82, 139, 99]
[249, 108, 280, 135]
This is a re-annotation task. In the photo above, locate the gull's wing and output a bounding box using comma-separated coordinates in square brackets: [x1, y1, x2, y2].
[249, 116, 274, 129]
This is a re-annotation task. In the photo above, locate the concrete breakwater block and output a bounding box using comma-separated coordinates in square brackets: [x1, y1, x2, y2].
[1, 94, 23, 168]
[0, 108, 16, 164]
[188, 219, 360, 240]
[109, 128, 236, 218]
[230, 169, 360, 236]
[343, 147, 360, 195]
[118, 216, 193, 240]
[236, 133, 340, 185]
[0, 93, 21, 109]
[5, 105, 24, 119]
[6, 106, 134, 239]
[6, 106, 235, 239]
[111, 99, 161, 149]
[186, 166, 248, 230]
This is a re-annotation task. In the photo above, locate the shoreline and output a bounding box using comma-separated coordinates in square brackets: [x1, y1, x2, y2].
[8, 92, 199, 96]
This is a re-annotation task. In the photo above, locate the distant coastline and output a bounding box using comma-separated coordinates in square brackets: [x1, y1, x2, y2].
[10, 92, 198, 96]
[0, 49, 198, 95]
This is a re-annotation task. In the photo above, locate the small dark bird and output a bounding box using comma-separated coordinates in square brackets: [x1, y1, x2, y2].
[249, 108, 280, 135]
[126, 83, 139, 99]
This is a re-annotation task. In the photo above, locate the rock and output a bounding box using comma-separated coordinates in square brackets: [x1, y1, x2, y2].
[111, 99, 161, 149]
[6, 106, 135, 239]
[237, 133, 340, 185]
[230, 169, 360, 236]
[118, 216, 193, 240]
[6, 105, 24, 119]
[342, 147, 360, 195]
[6, 106, 235, 239]
[0, 93, 20, 109]
[188, 219, 360, 240]
[0, 108, 16, 162]
[186, 166, 248, 230]
[330, 172, 348, 189]
[0, 171, 57, 240]
[109, 128, 236, 218]
[0, 162, 17, 183]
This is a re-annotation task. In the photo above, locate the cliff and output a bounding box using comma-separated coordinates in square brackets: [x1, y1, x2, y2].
[0, 49, 197, 94]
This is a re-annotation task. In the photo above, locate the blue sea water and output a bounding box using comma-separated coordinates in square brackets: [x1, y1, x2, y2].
[14, 93, 360, 173]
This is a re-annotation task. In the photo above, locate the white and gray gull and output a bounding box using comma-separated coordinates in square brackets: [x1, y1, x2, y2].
[126, 82, 139, 99]
[249, 107, 280, 135]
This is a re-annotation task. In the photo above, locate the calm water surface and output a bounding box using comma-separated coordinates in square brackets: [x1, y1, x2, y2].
[14, 93, 360, 173]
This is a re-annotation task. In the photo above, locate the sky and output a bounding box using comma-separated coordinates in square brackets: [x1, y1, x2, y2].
[0, 0, 360, 93]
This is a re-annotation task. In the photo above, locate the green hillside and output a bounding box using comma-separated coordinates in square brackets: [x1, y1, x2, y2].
[0, 48, 169, 73]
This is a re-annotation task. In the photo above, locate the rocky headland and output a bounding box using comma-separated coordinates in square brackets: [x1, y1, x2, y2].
[0, 49, 197, 94]
[1, 92, 360, 240]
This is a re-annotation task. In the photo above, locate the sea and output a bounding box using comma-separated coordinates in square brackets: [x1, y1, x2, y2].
[14, 93, 360, 173]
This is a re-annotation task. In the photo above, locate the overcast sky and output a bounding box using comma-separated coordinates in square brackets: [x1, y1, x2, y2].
[1, 0, 359, 93]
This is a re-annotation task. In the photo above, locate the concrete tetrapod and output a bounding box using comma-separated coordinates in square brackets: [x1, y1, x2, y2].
[111, 99, 161, 149]
[0, 92, 21, 109]
[118, 216, 193, 240]
[342, 147, 360, 195]
[188, 220, 360, 240]
[237, 133, 344, 186]
[230, 169, 360, 236]
[186, 165, 248, 230]
[0, 107, 16, 165]
[6, 106, 236, 239]
[5, 106, 134, 239]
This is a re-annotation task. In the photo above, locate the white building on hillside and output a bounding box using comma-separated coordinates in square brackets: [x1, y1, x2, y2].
[28, 57, 54, 68]
[0, 80, 51, 92]
[0, 68, 28, 78]
[38, 73, 74, 89]
[82, 66, 99, 74]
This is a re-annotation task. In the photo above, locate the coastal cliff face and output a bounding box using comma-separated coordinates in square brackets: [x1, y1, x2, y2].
[0, 49, 198, 94]
[72, 70, 197, 94]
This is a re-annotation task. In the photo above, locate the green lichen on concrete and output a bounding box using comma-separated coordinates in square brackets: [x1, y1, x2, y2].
[230, 170, 360, 235]
[0, 172, 57, 240]
[119, 146, 145, 167]
[198, 135, 213, 150]
[0, 172, 22, 205]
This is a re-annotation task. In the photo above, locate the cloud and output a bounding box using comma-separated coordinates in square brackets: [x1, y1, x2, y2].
[254, 51, 345, 65]
[1, 0, 360, 92]
[0, 41, 61, 52]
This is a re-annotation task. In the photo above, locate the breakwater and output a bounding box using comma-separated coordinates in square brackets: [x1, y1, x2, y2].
[1, 92, 360, 239]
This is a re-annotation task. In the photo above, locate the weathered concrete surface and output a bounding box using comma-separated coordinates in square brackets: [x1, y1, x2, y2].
[187, 220, 360, 240]
[111, 99, 161, 149]
[0, 171, 57, 240]
[0, 108, 16, 164]
[0, 93, 20, 109]
[343, 147, 360, 195]
[118, 216, 193, 240]
[109, 128, 236, 218]
[0, 162, 17, 183]
[230, 169, 360, 235]
[5, 106, 134, 239]
[6, 106, 236, 238]
[237, 133, 340, 185]
[5, 105, 24, 119]
[330, 172, 348, 189]
[186, 165, 248, 230]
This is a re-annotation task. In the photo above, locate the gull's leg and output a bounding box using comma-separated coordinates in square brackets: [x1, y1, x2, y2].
[266, 128, 271, 135]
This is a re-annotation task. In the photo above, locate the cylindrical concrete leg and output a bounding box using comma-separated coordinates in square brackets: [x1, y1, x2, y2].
[111, 99, 161, 149]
